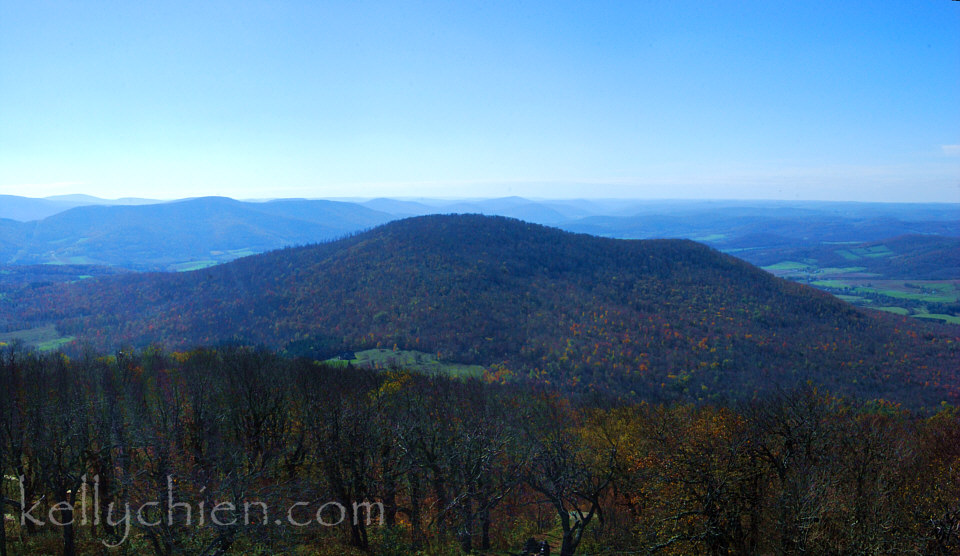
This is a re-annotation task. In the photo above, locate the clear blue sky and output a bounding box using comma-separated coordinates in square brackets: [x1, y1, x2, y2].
[1, 1, 958, 202]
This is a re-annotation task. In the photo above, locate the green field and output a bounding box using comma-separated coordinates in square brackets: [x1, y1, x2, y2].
[811, 280, 850, 288]
[171, 260, 219, 272]
[853, 288, 954, 303]
[762, 261, 811, 271]
[0, 324, 75, 351]
[764, 254, 959, 325]
[818, 266, 867, 274]
[913, 312, 960, 324]
[210, 248, 260, 258]
[693, 233, 727, 242]
[835, 249, 862, 261]
[327, 348, 485, 378]
[854, 245, 894, 258]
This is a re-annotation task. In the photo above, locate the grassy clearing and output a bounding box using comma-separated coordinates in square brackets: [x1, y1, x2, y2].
[875, 306, 909, 315]
[919, 282, 957, 292]
[210, 248, 259, 258]
[693, 233, 727, 242]
[853, 245, 893, 258]
[0, 324, 74, 351]
[835, 249, 861, 261]
[38, 336, 76, 351]
[914, 313, 960, 324]
[854, 287, 954, 303]
[763, 261, 812, 271]
[327, 348, 485, 378]
[819, 267, 867, 274]
[812, 280, 850, 288]
[808, 278, 959, 324]
[171, 260, 218, 272]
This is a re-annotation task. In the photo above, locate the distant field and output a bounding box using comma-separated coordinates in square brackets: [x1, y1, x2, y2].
[819, 266, 867, 274]
[811, 279, 850, 288]
[764, 252, 960, 325]
[853, 287, 954, 303]
[692, 233, 727, 242]
[0, 324, 75, 351]
[326, 348, 485, 378]
[210, 248, 259, 258]
[912, 310, 960, 324]
[171, 260, 219, 272]
[763, 261, 811, 271]
[843, 280, 960, 303]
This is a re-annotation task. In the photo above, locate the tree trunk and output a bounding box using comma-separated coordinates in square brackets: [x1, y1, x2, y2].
[1, 496, 7, 556]
[479, 506, 492, 550]
[60, 494, 76, 556]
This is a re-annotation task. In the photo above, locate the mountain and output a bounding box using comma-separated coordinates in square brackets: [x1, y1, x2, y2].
[367, 197, 606, 223]
[0, 194, 162, 221]
[43, 194, 159, 205]
[362, 198, 437, 216]
[2, 196, 956, 271]
[3, 214, 956, 407]
[0, 195, 86, 221]
[0, 197, 395, 270]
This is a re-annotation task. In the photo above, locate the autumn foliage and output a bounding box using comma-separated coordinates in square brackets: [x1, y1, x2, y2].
[1, 345, 958, 555]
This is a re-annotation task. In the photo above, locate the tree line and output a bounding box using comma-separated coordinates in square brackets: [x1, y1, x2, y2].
[1, 344, 958, 555]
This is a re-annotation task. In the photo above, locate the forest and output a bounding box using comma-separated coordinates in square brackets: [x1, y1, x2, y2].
[1, 344, 959, 555]
[2, 215, 958, 409]
[1, 215, 958, 555]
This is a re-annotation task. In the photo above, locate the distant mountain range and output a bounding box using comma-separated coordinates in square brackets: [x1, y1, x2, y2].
[0, 196, 393, 270]
[0, 193, 158, 221]
[2, 214, 957, 407]
[0, 194, 956, 271]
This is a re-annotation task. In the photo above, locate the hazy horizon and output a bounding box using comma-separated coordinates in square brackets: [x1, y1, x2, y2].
[7, 192, 960, 206]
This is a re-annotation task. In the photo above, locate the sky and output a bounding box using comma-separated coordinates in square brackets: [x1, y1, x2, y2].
[1, 1, 958, 202]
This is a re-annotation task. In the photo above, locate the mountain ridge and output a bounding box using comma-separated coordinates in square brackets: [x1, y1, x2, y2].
[2, 214, 956, 407]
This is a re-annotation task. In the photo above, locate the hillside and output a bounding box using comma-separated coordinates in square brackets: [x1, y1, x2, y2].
[0, 194, 159, 221]
[0, 196, 394, 270]
[2, 214, 957, 406]
[1, 196, 956, 275]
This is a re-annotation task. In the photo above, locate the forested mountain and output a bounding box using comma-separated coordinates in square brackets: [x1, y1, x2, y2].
[1, 196, 955, 274]
[2, 214, 956, 407]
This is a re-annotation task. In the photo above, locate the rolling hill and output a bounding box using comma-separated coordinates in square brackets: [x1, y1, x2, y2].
[0, 196, 394, 270]
[0, 194, 159, 221]
[1, 214, 956, 407]
[1, 195, 956, 275]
